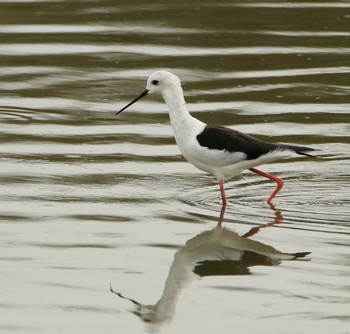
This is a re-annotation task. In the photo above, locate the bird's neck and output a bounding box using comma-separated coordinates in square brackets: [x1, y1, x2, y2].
[162, 86, 187, 116]
[161, 86, 201, 132]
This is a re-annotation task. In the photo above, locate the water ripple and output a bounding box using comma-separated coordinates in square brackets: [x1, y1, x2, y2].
[0, 24, 208, 34]
[1, 2, 350, 332]
[1, 44, 350, 56]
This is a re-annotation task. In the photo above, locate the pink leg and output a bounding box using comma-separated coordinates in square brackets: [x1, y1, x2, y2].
[217, 180, 227, 227]
[219, 180, 227, 206]
[249, 167, 284, 203]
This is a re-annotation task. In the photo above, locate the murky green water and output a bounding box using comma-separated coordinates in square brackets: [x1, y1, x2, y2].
[1, 1, 350, 333]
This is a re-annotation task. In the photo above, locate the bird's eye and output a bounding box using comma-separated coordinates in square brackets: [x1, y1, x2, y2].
[151, 80, 159, 85]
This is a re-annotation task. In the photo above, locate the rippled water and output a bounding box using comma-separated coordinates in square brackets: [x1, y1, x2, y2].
[1, 1, 350, 333]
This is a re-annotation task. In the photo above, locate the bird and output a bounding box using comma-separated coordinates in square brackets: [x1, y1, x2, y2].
[117, 70, 315, 211]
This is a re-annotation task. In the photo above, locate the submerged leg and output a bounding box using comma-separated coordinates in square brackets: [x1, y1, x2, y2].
[249, 167, 284, 203]
[217, 180, 227, 227]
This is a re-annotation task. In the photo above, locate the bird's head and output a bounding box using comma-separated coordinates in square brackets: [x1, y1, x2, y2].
[146, 70, 181, 94]
[116, 70, 181, 115]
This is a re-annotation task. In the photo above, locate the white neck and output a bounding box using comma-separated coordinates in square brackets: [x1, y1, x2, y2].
[162, 86, 189, 122]
[161, 85, 205, 141]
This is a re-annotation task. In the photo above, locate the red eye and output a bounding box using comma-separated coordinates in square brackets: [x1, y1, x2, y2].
[151, 80, 159, 85]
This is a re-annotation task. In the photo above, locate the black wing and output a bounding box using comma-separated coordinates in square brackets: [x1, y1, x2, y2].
[196, 125, 315, 160]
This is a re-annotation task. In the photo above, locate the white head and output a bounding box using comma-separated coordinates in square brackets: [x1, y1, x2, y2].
[116, 70, 182, 115]
[146, 70, 181, 95]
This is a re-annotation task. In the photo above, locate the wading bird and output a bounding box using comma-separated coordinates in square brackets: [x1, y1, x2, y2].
[117, 71, 314, 218]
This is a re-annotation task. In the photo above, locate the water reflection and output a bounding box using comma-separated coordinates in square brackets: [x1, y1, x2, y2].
[218, 195, 282, 231]
[242, 203, 283, 238]
[111, 223, 310, 327]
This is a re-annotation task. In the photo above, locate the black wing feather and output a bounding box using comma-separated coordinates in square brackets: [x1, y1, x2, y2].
[196, 126, 315, 160]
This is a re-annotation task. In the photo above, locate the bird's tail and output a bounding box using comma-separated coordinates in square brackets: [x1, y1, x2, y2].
[291, 252, 312, 259]
[279, 144, 316, 157]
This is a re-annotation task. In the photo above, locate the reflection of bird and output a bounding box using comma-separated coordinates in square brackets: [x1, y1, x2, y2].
[111, 226, 310, 325]
[117, 70, 315, 212]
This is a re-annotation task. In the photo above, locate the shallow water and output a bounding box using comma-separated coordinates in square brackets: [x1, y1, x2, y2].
[1, 1, 350, 333]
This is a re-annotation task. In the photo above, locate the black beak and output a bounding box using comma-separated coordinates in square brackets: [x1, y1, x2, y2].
[116, 89, 149, 115]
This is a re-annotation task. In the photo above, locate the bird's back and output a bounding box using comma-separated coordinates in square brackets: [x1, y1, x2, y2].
[197, 125, 315, 160]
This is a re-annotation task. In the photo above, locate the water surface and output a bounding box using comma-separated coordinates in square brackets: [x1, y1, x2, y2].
[0, 1, 350, 333]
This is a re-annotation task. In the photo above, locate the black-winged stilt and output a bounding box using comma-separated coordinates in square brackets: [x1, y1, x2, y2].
[117, 70, 314, 211]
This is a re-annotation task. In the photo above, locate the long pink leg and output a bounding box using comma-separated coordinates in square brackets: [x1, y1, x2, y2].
[217, 180, 227, 227]
[219, 180, 227, 206]
[249, 167, 284, 203]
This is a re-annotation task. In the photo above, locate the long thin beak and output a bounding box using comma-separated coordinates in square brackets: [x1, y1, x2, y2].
[116, 89, 149, 115]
